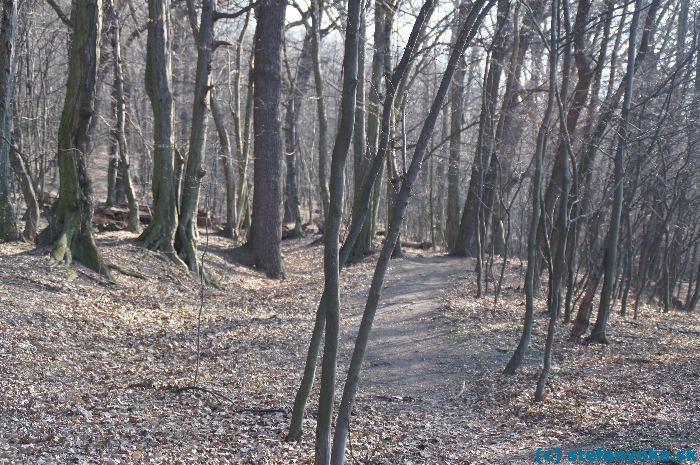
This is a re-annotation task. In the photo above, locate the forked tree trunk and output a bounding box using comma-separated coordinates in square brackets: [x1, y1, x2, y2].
[347, 0, 391, 262]
[502, 0, 557, 375]
[535, 0, 567, 401]
[138, 0, 181, 264]
[37, 0, 112, 279]
[313, 1, 360, 460]
[9, 144, 39, 241]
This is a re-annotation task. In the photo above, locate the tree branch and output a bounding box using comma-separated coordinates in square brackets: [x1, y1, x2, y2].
[44, 0, 73, 28]
[214, 1, 259, 21]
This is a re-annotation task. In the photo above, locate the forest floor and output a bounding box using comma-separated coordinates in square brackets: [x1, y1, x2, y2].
[1, 232, 699, 464]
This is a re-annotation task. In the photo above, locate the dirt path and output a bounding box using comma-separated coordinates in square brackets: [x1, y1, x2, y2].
[341, 253, 472, 402]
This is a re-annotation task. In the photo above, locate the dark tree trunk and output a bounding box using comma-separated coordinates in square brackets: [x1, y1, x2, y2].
[589, 0, 642, 344]
[245, 0, 286, 279]
[211, 89, 237, 239]
[452, 0, 509, 257]
[0, 0, 18, 242]
[283, 35, 312, 236]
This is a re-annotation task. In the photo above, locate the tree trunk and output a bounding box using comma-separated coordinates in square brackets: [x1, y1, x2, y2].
[9, 144, 38, 241]
[588, 0, 642, 344]
[311, 0, 330, 225]
[313, 1, 360, 460]
[0, 0, 18, 242]
[138, 0, 181, 264]
[211, 89, 237, 239]
[331, 2, 494, 460]
[452, 0, 509, 257]
[37, 0, 111, 279]
[503, 0, 557, 374]
[290, 0, 436, 442]
[107, 0, 138, 233]
[283, 34, 312, 237]
[444, 0, 468, 250]
[244, 0, 286, 279]
[535, 0, 567, 401]
[175, 0, 218, 271]
[347, 0, 390, 262]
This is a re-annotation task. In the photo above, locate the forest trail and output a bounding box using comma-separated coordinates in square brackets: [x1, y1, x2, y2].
[343, 254, 472, 401]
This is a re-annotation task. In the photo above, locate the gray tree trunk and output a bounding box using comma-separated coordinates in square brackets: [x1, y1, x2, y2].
[283, 35, 312, 236]
[211, 89, 237, 239]
[589, 0, 642, 344]
[313, 1, 360, 460]
[107, 0, 139, 233]
[331, 1, 494, 461]
[245, 0, 286, 278]
[138, 0, 181, 265]
[0, 0, 17, 242]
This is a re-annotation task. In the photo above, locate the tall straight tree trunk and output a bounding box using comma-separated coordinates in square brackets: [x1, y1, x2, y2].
[313, 1, 360, 460]
[311, 0, 330, 224]
[444, 0, 468, 250]
[347, 0, 390, 262]
[452, 0, 509, 257]
[331, 1, 495, 461]
[503, 0, 558, 375]
[138, 0, 181, 264]
[589, 0, 642, 344]
[211, 89, 237, 239]
[535, 0, 568, 402]
[177, 0, 217, 271]
[244, 0, 286, 279]
[0, 0, 18, 242]
[37, 0, 111, 279]
[283, 34, 312, 236]
[107, 0, 138, 233]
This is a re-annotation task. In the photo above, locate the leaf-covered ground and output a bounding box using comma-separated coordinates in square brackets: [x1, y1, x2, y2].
[1, 232, 698, 464]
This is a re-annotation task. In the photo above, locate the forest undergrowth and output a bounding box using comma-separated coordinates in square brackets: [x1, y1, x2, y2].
[1, 232, 698, 464]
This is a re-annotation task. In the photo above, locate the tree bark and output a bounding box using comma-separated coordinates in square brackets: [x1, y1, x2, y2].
[283, 34, 312, 236]
[37, 0, 112, 279]
[444, 0, 469, 250]
[107, 0, 139, 233]
[331, 2, 494, 461]
[244, 0, 286, 279]
[0, 0, 18, 242]
[176, 0, 218, 271]
[589, 0, 642, 344]
[290, 0, 436, 442]
[138, 0, 181, 264]
[313, 0, 360, 460]
[211, 89, 237, 239]
[452, 0, 509, 257]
